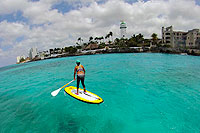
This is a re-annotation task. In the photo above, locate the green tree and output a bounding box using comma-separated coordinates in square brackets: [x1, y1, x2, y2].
[100, 36, 104, 43]
[66, 46, 77, 54]
[99, 42, 106, 49]
[127, 37, 137, 47]
[76, 45, 82, 49]
[89, 36, 93, 43]
[49, 49, 54, 54]
[114, 38, 120, 43]
[20, 57, 25, 62]
[94, 37, 99, 43]
[77, 37, 83, 45]
[151, 33, 158, 45]
[109, 31, 113, 43]
[135, 33, 144, 43]
[151, 33, 158, 41]
[126, 33, 144, 47]
[83, 43, 88, 46]
[105, 34, 109, 42]
[114, 38, 127, 48]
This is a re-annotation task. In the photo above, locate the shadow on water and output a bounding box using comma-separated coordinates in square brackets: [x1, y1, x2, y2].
[57, 113, 125, 133]
[58, 114, 80, 133]
[0, 98, 40, 132]
[14, 102, 37, 122]
[99, 119, 124, 133]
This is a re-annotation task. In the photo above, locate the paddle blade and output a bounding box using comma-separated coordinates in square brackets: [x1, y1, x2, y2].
[51, 88, 61, 97]
[51, 80, 74, 97]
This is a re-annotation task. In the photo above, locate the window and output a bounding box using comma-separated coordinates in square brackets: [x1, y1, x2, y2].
[166, 41, 170, 43]
[166, 33, 170, 35]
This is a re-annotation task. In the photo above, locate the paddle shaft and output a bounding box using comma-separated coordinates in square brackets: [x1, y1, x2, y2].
[60, 80, 74, 89]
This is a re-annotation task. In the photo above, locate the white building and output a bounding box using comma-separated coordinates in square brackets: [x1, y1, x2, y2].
[29, 47, 38, 59]
[162, 26, 200, 48]
[38, 52, 45, 60]
[120, 21, 127, 38]
[17, 55, 25, 63]
[38, 50, 50, 59]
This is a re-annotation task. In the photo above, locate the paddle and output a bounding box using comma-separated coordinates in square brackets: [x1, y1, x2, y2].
[51, 80, 74, 97]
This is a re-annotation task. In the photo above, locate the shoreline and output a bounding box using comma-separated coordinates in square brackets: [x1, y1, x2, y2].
[24, 47, 200, 64]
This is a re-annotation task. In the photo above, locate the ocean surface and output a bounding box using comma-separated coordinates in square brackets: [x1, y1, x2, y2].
[0, 53, 200, 133]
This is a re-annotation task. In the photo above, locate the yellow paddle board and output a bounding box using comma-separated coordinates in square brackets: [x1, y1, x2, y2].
[64, 86, 104, 104]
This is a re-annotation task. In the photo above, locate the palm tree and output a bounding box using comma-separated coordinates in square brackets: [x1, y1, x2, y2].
[94, 37, 99, 43]
[105, 35, 108, 43]
[135, 33, 144, 44]
[138, 33, 143, 40]
[105, 32, 112, 44]
[151, 33, 158, 40]
[151, 33, 158, 45]
[100, 36, 104, 43]
[89, 36, 93, 43]
[109, 31, 113, 43]
[77, 37, 83, 45]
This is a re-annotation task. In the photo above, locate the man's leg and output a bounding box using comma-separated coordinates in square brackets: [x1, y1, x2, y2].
[77, 76, 80, 94]
[81, 77, 86, 92]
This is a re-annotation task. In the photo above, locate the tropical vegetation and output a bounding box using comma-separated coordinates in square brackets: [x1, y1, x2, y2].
[48, 31, 164, 55]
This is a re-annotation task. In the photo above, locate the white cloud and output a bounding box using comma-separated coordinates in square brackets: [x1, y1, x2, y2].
[0, 0, 200, 67]
[22, 0, 63, 24]
[0, 0, 28, 15]
[0, 21, 29, 46]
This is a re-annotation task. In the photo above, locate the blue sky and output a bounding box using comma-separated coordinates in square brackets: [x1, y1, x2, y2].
[0, 0, 200, 68]
[196, 0, 200, 5]
[0, 11, 28, 23]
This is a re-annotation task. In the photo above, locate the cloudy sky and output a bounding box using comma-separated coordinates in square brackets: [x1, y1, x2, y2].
[0, 0, 200, 67]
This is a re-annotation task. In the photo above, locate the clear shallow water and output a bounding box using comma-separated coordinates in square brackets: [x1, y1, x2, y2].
[0, 53, 200, 133]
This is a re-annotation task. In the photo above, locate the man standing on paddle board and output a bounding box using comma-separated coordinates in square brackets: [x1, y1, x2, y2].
[74, 60, 86, 95]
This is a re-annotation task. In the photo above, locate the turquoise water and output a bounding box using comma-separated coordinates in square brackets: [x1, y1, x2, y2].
[0, 53, 200, 133]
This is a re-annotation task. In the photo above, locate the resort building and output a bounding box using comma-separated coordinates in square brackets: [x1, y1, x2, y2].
[162, 26, 200, 48]
[29, 47, 38, 59]
[84, 43, 99, 50]
[38, 50, 50, 59]
[120, 21, 127, 38]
